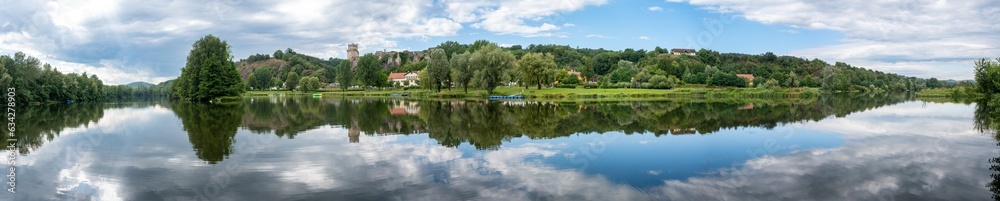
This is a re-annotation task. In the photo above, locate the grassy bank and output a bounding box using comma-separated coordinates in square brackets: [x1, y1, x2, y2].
[915, 87, 982, 98]
[246, 86, 820, 101]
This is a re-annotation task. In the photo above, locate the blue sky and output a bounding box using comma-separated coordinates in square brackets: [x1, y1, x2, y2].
[1, 0, 997, 84]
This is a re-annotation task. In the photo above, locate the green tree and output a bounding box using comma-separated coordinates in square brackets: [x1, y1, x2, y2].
[286, 72, 299, 91]
[450, 52, 475, 93]
[249, 67, 273, 90]
[470, 43, 515, 94]
[356, 53, 383, 90]
[516, 52, 557, 89]
[592, 52, 620, 76]
[976, 57, 1000, 95]
[427, 49, 450, 92]
[298, 76, 321, 92]
[173, 34, 244, 101]
[335, 60, 352, 91]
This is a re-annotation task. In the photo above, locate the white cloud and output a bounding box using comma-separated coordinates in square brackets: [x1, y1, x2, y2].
[563, 23, 576, 27]
[586, 34, 613, 39]
[637, 36, 654, 40]
[648, 6, 663, 11]
[443, 0, 608, 37]
[0, 0, 467, 84]
[668, 0, 1000, 80]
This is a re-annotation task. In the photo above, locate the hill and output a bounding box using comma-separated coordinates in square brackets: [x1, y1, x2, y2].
[236, 49, 345, 85]
[125, 81, 154, 87]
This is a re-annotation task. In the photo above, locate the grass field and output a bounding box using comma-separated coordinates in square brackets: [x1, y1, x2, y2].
[246, 85, 821, 101]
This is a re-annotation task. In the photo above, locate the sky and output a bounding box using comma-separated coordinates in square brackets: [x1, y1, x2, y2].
[0, 0, 997, 84]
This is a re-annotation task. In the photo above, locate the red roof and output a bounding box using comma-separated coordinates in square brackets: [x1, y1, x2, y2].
[736, 74, 754, 81]
[388, 72, 406, 79]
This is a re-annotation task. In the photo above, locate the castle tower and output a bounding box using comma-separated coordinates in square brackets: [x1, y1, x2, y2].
[347, 43, 359, 68]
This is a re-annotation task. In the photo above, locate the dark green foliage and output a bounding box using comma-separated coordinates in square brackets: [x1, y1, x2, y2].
[592, 52, 620, 76]
[298, 76, 321, 92]
[173, 35, 244, 101]
[356, 53, 383, 89]
[470, 43, 515, 94]
[976, 58, 1000, 95]
[709, 71, 748, 87]
[427, 49, 450, 92]
[336, 60, 352, 91]
[450, 52, 475, 93]
[286, 72, 299, 91]
[249, 67, 274, 90]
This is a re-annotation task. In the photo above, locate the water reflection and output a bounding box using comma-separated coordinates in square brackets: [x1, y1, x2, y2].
[5, 94, 1000, 200]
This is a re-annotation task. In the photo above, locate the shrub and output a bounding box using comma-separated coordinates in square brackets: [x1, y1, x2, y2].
[584, 83, 599, 89]
[614, 82, 631, 88]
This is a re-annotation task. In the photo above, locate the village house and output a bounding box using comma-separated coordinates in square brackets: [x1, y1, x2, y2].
[671, 48, 697, 56]
[390, 71, 420, 87]
[736, 74, 755, 86]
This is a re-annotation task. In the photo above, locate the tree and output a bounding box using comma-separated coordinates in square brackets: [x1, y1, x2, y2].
[437, 41, 467, 59]
[249, 67, 273, 90]
[427, 49, 450, 92]
[298, 76, 321, 92]
[516, 52, 557, 89]
[592, 52, 619, 75]
[608, 60, 637, 84]
[273, 50, 284, 60]
[470, 43, 515, 94]
[173, 34, 244, 101]
[336, 60, 352, 91]
[976, 57, 1000, 95]
[450, 52, 475, 93]
[355, 53, 383, 90]
[286, 72, 299, 91]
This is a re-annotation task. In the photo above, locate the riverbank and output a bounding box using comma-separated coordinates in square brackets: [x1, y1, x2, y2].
[246, 86, 821, 101]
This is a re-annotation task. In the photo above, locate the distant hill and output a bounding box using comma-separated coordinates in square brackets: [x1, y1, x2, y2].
[125, 81, 154, 87]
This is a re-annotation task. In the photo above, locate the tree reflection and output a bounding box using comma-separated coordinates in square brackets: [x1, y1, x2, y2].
[10, 93, 912, 164]
[1, 102, 160, 154]
[169, 102, 244, 164]
[973, 97, 1000, 200]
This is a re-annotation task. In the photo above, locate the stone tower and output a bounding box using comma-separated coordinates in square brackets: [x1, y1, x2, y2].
[347, 43, 359, 68]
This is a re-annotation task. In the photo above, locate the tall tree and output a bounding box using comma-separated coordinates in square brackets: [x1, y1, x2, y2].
[249, 67, 273, 90]
[286, 72, 299, 91]
[516, 52, 557, 89]
[173, 34, 244, 101]
[450, 52, 475, 93]
[355, 53, 383, 90]
[298, 76, 321, 92]
[470, 43, 515, 94]
[976, 57, 1000, 95]
[336, 60, 352, 91]
[427, 49, 450, 92]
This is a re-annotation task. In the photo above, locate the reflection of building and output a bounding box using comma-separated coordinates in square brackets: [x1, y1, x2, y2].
[670, 128, 698, 135]
[738, 103, 755, 110]
[391, 101, 421, 115]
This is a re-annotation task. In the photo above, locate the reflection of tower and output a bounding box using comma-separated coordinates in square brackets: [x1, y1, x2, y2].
[347, 43, 359, 69]
[349, 120, 360, 143]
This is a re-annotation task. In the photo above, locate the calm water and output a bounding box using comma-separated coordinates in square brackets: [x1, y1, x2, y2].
[3, 94, 999, 201]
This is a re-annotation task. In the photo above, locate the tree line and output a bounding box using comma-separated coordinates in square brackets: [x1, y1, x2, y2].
[0, 52, 175, 105]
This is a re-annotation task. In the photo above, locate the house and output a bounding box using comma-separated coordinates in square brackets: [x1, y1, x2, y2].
[389, 71, 420, 87]
[389, 72, 407, 86]
[671, 48, 697, 56]
[568, 70, 584, 81]
[736, 74, 755, 82]
[404, 71, 419, 86]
